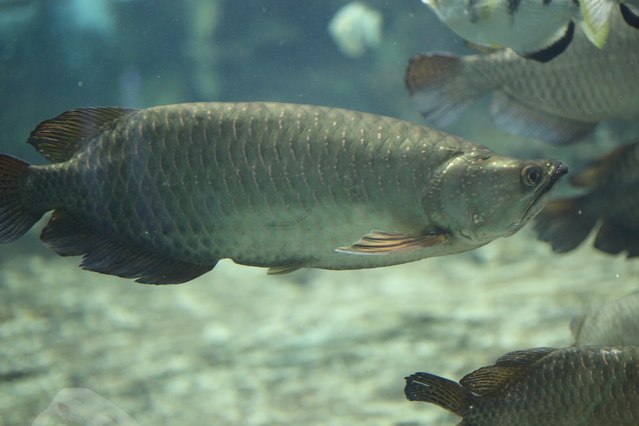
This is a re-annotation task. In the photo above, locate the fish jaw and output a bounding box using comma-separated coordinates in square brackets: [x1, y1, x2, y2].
[427, 151, 568, 246]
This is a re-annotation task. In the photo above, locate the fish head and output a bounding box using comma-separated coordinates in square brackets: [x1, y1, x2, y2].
[430, 149, 567, 245]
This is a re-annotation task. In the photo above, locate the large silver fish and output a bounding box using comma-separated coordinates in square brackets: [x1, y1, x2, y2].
[571, 291, 639, 346]
[0, 102, 566, 284]
[421, 0, 639, 62]
[406, 8, 639, 144]
[406, 346, 639, 425]
[534, 141, 639, 255]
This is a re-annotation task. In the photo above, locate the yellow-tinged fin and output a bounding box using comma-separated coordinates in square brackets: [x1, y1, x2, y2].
[0, 154, 43, 243]
[40, 210, 216, 284]
[460, 347, 556, 396]
[404, 372, 473, 417]
[27, 107, 138, 163]
[335, 230, 447, 255]
[267, 261, 306, 275]
[579, 0, 614, 48]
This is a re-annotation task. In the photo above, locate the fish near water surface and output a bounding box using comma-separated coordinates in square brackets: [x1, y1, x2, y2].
[405, 346, 639, 425]
[571, 290, 639, 346]
[421, 0, 639, 62]
[406, 8, 639, 145]
[0, 102, 566, 284]
[534, 141, 639, 255]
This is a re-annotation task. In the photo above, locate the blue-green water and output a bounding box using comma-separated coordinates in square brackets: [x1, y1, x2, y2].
[1, 1, 639, 425]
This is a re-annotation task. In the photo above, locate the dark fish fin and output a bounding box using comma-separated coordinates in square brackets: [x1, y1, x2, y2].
[593, 220, 639, 257]
[41, 210, 215, 284]
[460, 348, 556, 396]
[0, 154, 43, 243]
[267, 261, 306, 275]
[28, 107, 137, 163]
[405, 53, 490, 126]
[569, 314, 587, 344]
[620, 3, 639, 29]
[404, 372, 472, 417]
[521, 21, 575, 62]
[491, 92, 596, 144]
[569, 143, 636, 188]
[533, 197, 598, 253]
[335, 230, 447, 255]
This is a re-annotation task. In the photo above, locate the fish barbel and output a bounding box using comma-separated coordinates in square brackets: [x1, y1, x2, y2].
[406, 346, 639, 425]
[0, 102, 566, 283]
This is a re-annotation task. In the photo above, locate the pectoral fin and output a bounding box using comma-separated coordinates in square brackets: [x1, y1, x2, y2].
[579, 0, 613, 48]
[336, 230, 447, 255]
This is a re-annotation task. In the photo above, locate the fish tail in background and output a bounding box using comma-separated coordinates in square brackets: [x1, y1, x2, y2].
[533, 197, 597, 253]
[405, 53, 492, 126]
[0, 154, 43, 243]
[404, 372, 472, 417]
[593, 220, 639, 257]
[490, 92, 596, 145]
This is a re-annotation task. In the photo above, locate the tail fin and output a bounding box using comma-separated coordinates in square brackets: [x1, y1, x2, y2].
[405, 53, 493, 126]
[533, 197, 597, 253]
[0, 154, 43, 243]
[404, 372, 473, 418]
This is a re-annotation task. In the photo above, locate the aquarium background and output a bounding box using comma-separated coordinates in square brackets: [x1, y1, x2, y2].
[1, 0, 638, 425]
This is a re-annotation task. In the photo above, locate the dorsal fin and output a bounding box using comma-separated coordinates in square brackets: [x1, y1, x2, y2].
[28, 107, 138, 163]
[460, 347, 556, 396]
[569, 314, 587, 344]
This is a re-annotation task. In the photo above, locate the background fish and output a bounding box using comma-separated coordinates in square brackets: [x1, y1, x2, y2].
[571, 291, 639, 346]
[534, 141, 639, 255]
[405, 346, 639, 425]
[405, 8, 639, 145]
[422, 0, 639, 60]
[421, 0, 588, 62]
[0, 102, 566, 284]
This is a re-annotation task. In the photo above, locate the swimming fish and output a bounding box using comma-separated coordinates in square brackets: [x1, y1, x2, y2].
[405, 8, 639, 144]
[571, 291, 639, 346]
[405, 346, 639, 425]
[420, 0, 639, 62]
[0, 102, 566, 284]
[534, 141, 639, 255]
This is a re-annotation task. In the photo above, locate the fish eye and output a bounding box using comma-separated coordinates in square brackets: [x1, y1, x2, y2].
[521, 165, 542, 186]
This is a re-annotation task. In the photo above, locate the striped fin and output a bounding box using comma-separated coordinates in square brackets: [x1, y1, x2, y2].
[27, 107, 137, 163]
[336, 230, 447, 255]
[579, 0, 614, 48]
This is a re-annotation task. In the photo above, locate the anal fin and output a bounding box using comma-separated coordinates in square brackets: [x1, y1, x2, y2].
[336, 230, 446, 255]
[491, 92, 596, 145]
[41, 210, 215, 284]
[267, 261, 306, 275]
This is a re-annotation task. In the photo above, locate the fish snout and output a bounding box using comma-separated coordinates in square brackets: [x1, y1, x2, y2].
[551, 162, 568, 181]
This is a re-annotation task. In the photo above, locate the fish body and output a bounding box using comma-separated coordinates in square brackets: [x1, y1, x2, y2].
[421, 0, 581, 61]
[534, 141, 639, 255]
[0, 102, 566, 284]
[406, 346, 639, 425]
[406, 8, 639, 144]
[571, 291, 639, 346]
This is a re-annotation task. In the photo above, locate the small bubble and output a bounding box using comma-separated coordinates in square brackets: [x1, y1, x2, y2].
[77, 81, 83, 87]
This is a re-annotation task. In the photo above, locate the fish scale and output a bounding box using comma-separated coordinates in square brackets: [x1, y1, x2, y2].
[0, 102, 565, 283]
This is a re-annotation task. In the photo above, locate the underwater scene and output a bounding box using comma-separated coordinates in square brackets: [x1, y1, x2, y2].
[1, 0, 639, 424]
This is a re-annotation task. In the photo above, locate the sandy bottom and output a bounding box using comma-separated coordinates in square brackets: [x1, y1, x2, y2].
[1, 224, 638, 425]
